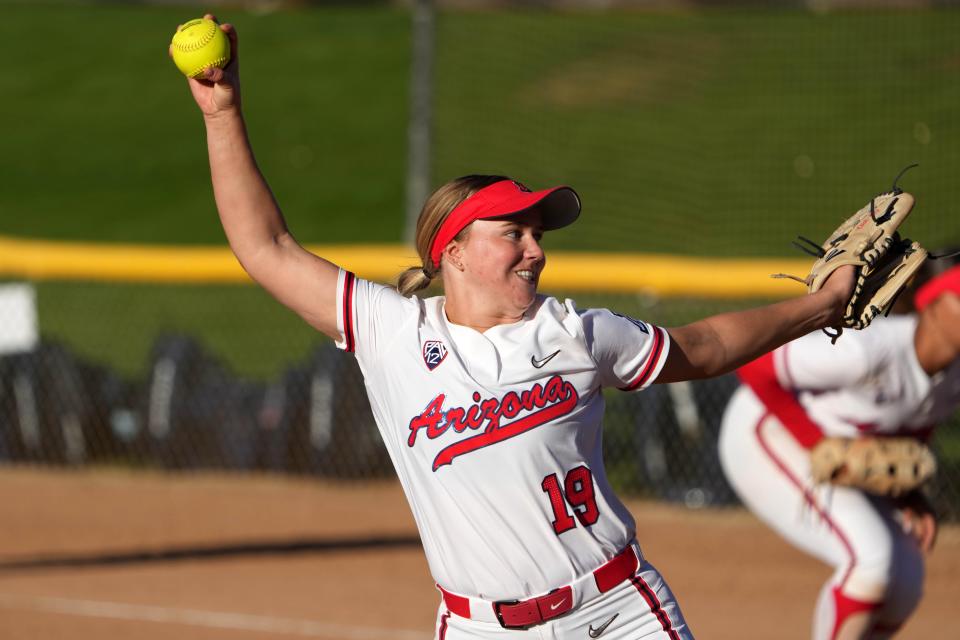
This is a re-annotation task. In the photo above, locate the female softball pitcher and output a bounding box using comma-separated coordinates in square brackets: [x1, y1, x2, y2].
[719, 264, 960, 640]
[177, 18, 856, 639]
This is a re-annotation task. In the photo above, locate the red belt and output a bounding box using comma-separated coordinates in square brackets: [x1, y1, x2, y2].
[439, 544, 640, 630]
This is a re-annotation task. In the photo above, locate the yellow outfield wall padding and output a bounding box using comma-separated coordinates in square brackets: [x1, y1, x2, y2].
[0, 236, 812, 298]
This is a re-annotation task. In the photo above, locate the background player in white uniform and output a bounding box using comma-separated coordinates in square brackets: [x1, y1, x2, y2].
[178, 19, 857, 638]
[719, 265, 960, 640]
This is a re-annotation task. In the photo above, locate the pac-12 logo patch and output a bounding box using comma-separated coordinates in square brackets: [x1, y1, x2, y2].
[422, 340, 448, 371]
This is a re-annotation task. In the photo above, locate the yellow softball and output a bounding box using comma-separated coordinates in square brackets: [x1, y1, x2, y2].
[170, 18, 231, 78]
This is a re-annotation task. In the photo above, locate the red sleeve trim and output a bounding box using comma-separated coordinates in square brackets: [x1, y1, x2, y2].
[620, 325, 666, 391]
[737, 350, 824, 449]
[342, 271, 356, 353]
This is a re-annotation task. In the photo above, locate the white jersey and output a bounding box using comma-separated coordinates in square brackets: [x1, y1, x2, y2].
[772, 315, 960, 439]
[334, 270, 670, 601]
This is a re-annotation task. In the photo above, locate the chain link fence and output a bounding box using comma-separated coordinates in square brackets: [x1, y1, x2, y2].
[1, 281, 958, 519]
[0, 331, 388, 479]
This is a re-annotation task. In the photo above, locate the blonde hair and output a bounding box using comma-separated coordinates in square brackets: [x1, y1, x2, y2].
[396, 174, 509, 297]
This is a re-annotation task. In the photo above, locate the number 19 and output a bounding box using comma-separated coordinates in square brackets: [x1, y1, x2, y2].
[541, 465, 599, 535]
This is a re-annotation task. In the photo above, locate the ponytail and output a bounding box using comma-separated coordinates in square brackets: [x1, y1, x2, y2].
[397, 265, 435, 297]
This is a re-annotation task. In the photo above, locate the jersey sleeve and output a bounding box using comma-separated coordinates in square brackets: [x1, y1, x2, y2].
[737, 329, 884, 449]
[334, 270, 416, 364]
[579, 307, 670, 391]
[774, 329, 873, 392]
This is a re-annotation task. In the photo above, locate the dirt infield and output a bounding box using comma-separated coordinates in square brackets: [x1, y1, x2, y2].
[0, 467, 955, 639]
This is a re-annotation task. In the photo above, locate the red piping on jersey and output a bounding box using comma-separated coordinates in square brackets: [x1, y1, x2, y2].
[438, 587, 470, 618]
[830, 587, 883, 640]
[342, 271, 356, 353]
[629, 574, 681, 640]
[437, 611, 451, 639]
[620, 325, 666, 391]
[737, 348, 824, 448]
[754, 411, 859, 591]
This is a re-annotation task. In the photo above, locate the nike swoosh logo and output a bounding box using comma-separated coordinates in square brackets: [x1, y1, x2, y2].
[588, 613, 619, 638]
[531, 350, 560, 369]
[550, 598, 566, 611]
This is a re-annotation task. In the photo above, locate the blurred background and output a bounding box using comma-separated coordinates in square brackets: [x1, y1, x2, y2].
[2, 1, 960, 637]
[2, 0, 959, 511]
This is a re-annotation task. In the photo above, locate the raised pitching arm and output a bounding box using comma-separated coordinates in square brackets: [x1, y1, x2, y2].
[176, 17, 341, 340]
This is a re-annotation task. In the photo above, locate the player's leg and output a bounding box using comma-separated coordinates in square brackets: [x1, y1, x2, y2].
[810, 497, 924, 640]
[719, 387, 845, 562]
[719, 387, 925, 640]
[873, 525, 924, 634]
[549, 559, 694, 640]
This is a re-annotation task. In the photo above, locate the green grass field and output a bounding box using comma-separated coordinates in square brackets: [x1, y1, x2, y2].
[3, 3, 959, 250]
[2, 1, 960, 377]
[432, 9, 960, 254]
[0, 1, 411, 245]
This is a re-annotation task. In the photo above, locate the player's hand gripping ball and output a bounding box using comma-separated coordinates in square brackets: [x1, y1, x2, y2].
[170, 18, 231, 78]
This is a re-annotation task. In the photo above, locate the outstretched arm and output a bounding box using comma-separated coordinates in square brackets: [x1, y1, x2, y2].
[175, 17, 340, 340]
[657, 267, 855, 383]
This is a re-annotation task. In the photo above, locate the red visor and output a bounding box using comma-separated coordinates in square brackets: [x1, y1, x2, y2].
[914, 265, 960, 311]
[429, 180, 581, 269]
